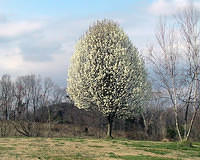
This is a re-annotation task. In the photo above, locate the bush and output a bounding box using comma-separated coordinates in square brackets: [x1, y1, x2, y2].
[166, 127, 177, 140]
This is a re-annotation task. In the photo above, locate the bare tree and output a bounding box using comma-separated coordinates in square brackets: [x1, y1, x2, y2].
[52, 85, 66, 104]
[14, 77, 26, 120]
[13, 75, 54, 136]
[0, 74, 15, 120]
[0, 75, 15, 137]
[142, 90, 168, 139]
[176, 5, 200, 141]
[41, 77, 54, 136]
[149, 4, 200, 142]
[30, 75, 42, 121]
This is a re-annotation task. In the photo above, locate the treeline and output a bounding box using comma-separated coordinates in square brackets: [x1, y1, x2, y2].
[0, 74, 66, 121]
[0, 74, 199, 140]
[0, 74, 67, 136]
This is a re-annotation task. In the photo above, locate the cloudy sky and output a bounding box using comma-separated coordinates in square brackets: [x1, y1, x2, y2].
[0, 0, 199, 87]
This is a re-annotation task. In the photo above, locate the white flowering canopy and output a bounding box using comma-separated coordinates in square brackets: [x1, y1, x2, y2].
[67, 20, 147, 119]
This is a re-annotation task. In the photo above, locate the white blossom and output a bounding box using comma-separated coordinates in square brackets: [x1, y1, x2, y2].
[67, 19, 147, 119]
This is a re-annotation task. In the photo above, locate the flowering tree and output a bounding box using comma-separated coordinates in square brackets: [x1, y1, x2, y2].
[67, 20, 147, 138]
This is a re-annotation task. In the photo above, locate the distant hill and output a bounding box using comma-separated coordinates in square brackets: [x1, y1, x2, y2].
[35, 102, 141, 138]
[36, 102, 107, 128]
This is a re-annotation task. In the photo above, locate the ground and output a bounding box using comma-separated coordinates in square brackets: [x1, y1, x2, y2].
[0, 137, 199, 160]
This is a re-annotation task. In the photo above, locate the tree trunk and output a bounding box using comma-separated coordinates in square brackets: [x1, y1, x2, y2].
[174, 108, 182, 141]
[33, 107, 36, 122]
[141, 113, 149, 138]
[107, 115, 113, 138]
[185, 109, 198, 141]
[26, 100, 29, 120]
[5, 106, 8, 120]
[47, 106, 51, 137]
[184, 103, 189, 140]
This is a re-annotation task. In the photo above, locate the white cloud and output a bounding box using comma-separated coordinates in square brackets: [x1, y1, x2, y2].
[149, 0, 200, 16]
[0, 21, 43, 38]
[0, 12, 156, 86]
[0, 18, 86, 86]
[0, 45, 71, 86]
[0, 47, 23, 70]
[150, 0, 173, 15]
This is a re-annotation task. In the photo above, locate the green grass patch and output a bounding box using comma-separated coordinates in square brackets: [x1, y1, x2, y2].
[42, 155, 69, 160]
[135, 148, 171, 155]
[88, 145, 104, 148]
[181, 150, 200, 157]
[108, 153, 179, 160]
[120, 140, 200, 152]
[121, 141, 154, 148]
[120, 155, 178, 160]
[54, 137, 85, 143]
[0, 146, 15, 151]
[108, 152, 120, 158]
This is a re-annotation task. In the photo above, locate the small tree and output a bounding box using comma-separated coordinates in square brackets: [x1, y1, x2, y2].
[67, 19, 147, 138]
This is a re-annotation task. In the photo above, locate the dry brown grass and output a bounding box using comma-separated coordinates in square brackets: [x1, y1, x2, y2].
[0, 137, 199, 160]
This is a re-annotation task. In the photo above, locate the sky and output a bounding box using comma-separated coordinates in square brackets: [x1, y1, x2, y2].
[0, 0, 200, 87]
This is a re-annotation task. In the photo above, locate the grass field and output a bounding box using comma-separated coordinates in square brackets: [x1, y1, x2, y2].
[0, 137, 199, 160]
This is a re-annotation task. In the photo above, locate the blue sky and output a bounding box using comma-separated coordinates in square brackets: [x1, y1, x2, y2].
[0, 0, 151, 18]
[0, 0, 199, 87]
